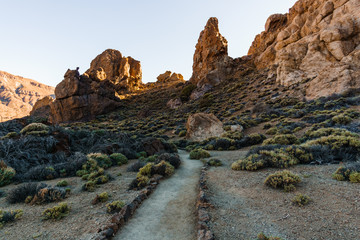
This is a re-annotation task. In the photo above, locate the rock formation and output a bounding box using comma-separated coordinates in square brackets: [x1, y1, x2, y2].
[157, 71, 185, 83]
[30, 96, 54, 118]
[86, 49, 143, 93]
[189, 17, 237, 100]
[249, 0, 360, 99]
[186, 113, 225, 141]
[49, 69, 121, 123]
[0, 70, 54, 122]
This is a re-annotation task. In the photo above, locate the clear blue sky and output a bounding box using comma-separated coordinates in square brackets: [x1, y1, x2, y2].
[0, 0, 297, 87]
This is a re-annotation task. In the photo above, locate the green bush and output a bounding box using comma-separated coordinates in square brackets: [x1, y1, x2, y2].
[106, 200, 125, 213]
[332, 164, 360, 183]
[189, 148, 210, 160]
[0, 209, 23, 228]
[20, 123, 49, 135]
[257, 232, 283, 240]
[332, 114, 352, 125]
[0, 132, 18, 140]
[180, 84, 196, 102]
[92, 192, 109, 204]
[304, 135, 360, 151]
[292, 194, 311, 207]
[265, 127, 277, 135]
[0, 161, 15, 187]
[305, 128, 358, 139]
[110, 153, 128, 165]
[178, 130, 187, 137]
[42, 202, 70, 220]
[263, 134, 299, 145]
[207, 158, 223, 167]
[264, 170, 301, 192]
[87, 153, 112, 169]
[56, 180, 68, 187]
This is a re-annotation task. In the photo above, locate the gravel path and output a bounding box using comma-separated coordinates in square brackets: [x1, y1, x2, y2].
[114, 150, 202, 240]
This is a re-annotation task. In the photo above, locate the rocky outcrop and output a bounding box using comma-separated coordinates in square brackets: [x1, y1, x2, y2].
[189, 17, 238, 100]
[0, 70, 54, 122]
[249, 0, 360, 99]
[157, 71, 185, 83]
[30, 96, 54, 118]
[86, 49, 143, 93]
[49, 69, 121, 123]
[186, 113, 224, 141]
[166, 98, 182, 109]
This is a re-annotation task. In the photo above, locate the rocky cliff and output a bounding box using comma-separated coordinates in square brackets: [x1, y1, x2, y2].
[0, 71, 54, 121]
[85, 49, 143, 93]
[249, 0, 360, 99]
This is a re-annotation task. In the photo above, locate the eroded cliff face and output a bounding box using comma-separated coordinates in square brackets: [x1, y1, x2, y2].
[0, 71, 54, 121]
[249, 0, 360, 99]
[85, 49, 143, 93]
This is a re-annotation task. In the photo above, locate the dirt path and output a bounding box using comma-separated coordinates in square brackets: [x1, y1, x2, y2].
[114, 150, 203, 240]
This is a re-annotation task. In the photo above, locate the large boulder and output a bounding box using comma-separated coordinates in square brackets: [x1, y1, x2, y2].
[186, 113, 224, 141]
[86, 49, 143, 93]
[249, 0, 360, 99]
[49, 69, 121, 123]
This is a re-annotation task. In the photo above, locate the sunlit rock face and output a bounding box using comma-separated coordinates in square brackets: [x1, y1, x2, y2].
[249, 0, 360, 99]
[86, 49, 143, 93]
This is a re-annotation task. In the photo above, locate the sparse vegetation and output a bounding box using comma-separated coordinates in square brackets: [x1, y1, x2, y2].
[292, 194, 311, 206]
[92, 192, 109, 204]
[189, 148, 210, 159]
[106, 200, 125, 213]
[0, 160, 15, 187]
[0, 209, 23, 228]
[207, 158, 223, 167]
[257, 232, 283, 240]
[264, 170, 301, 192]
[110, 153, 128, 165]
[332, 163, 360, 183]
[42, 202, 70, 220]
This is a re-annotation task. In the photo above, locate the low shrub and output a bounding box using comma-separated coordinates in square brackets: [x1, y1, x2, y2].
[92, 192, 109, 204]
[332, 163, 360, 183]
[180, 84, 196, 102]
[87, 153, 112, 169]
[110, 153, 128, 166]
[0, 209, 23, 228]
[265, 127, 277, 135]
[153, 161, 174, 177]
[6, 182, 48, 204]
[42, 202, 70, 220]
[257, 232, 283, 240]
[156, 153, 181, 169]
[127, 160, 146, 172]
[29, 186, 69, 204]
[189, 149, 210, 160]
[292, 194, 311, 207]
[264, 170, 301, 192]
[304, 135, 360, 153]
[332, 114, 353, 125]
[56, 180, 68, 187]
[178, 130, 186, 137]
[106, 200, 125, 213]
[0, 161, 15, 187]
[207, 158, 223, 167]
[304, 128, 358, 140]
[20, 123, 49, 136]
[263, 134, 299, 146]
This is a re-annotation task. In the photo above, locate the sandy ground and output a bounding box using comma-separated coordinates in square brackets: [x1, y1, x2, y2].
[205, 150, 360, 240]
[0, 161, 141, 240]
[114, 150, 203, 240]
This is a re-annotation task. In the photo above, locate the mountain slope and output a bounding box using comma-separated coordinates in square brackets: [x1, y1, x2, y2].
[0, 70, 54, 121]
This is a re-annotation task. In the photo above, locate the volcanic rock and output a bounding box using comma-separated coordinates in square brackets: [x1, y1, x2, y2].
[157, 71, 185, 83]
[30, 96, 54, 118]
[166, 98, 182, 109]
[186, 113, 224, 141]
[49, 69, 121, 123]
[86, 49, 143, 93]
[249, 0, 360, 99]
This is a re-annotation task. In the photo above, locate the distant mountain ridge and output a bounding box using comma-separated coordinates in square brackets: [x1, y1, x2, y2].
[0, 70, 54, 121]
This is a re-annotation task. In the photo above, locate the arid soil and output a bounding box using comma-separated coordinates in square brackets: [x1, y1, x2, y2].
[0, 161, 141, 240]
[205, 150, 360, 240]
[115, 150, 203, 240]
